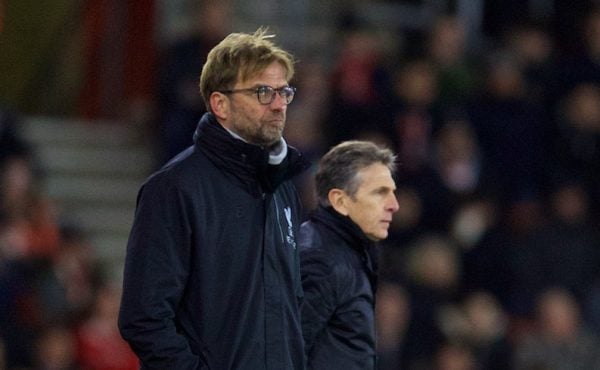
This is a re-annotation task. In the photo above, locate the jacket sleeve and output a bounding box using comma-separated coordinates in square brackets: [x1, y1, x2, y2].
[299, 246, 338, 358]
[118, 177, 205, 369]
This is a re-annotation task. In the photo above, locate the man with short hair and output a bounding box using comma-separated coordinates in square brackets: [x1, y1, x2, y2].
[299, 140, 400, 369]
[119, 28, 309, 369]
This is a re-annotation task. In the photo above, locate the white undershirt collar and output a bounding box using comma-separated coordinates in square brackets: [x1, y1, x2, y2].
[224, 128, 288, 165]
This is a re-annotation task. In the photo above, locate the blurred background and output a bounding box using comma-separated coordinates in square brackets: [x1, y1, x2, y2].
[1, 0, 600, 369]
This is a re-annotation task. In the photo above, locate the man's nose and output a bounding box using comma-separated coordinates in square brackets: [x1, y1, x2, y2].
[388, 194, 400, 213]
[270, 92, 288, 109]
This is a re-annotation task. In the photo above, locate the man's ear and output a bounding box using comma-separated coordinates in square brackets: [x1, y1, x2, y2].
[209, 92, 229, 121]
[328, 188, 349, 216]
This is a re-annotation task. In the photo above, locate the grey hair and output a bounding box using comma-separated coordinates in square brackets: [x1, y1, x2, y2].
[315, 140, 397, 207]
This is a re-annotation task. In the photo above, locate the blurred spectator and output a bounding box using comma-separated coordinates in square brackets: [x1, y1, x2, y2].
[513, 287, 600, 370]
[426, 15, 480, 109]
[0, 146, 99, 368]
[0, 154, 61, 260]
[75, 282, 138, 370]
[432, 118, 483, 199]
[513, 179, 600, 309]
[388, 58, 439, 177]
[324, 28, 395, 147]
[433, 341, 476, 370]
[0, 216, 106, 369]
[461, 292, 511, 369]
[383, 58, 448, 236]
[452, 188, 547, 320]
[450, 197, 497, 251]
[387, 114, 497, 238]
[0, 127, 44, 368]
[551, 83, 600, 222]
[37, 224, 102, 326]
[456, 198, 514, 310]
[505, 21, 557, 107]
[376, 282, 409, 370]
[425, 117, 499, 232]
[466, 49, 548, 204]
[437, 291, 512, 370]
[491, 194, 547, 319]
[397, 234, 462, 369]
[33, 324, 80, 370]
[157, 0, 232, 163]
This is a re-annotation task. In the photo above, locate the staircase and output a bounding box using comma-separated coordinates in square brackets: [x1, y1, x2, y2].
[19, 117, 156, 279]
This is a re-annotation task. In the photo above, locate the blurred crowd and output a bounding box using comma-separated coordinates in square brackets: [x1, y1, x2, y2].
[2, 0, 600, 369]
[302, 7, 600, 370]
[0, 113, 138, 370]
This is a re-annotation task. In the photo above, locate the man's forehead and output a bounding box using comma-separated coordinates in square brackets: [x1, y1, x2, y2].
[237, 61, 289, 82]
[357, 167, 395, 189]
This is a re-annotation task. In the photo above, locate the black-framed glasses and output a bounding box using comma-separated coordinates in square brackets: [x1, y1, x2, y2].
[218, 85, 296, 105]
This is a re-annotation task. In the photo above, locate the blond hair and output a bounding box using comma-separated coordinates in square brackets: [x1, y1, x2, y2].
[199, 27, 295, 112]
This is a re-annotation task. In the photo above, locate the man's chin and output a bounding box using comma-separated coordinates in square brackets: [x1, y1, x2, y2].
[252, 136, 282, 149]
[376, 230, 389, 241]
[262, 131, 284, 148]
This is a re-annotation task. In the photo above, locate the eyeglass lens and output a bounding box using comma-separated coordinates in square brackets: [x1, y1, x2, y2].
[257, 86, 295, 104]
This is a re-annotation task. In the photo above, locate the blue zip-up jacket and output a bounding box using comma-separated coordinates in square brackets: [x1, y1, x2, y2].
[119, 113, 309, 369]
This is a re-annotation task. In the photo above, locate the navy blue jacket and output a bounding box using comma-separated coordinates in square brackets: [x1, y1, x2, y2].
[119, 113, 309, 369]
[298, 206, 378, 370]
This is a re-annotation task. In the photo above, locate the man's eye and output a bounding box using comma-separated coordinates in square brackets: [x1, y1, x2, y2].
[257, 86, 271, 95]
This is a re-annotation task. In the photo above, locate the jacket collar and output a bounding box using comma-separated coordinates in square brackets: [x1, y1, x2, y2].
[193, 113, 310, 195]
[311, 205, 374, 250]
[311, 205, 379, 289]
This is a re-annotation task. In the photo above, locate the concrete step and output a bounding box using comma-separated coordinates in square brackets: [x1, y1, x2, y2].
[20, 116, 143, 148]
[33, 144, 154, 177]
[19, 116, 152, 280]
[88, 233, 130, 278]
[61, 205, 136, 235]
[43, 175, 143, 205]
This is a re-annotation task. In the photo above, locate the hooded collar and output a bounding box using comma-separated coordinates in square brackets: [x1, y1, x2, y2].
[193, 112, 310, 196]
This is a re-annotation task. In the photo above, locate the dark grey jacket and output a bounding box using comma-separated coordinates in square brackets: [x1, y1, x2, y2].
[119, 113, 309, 369]
[299, 206, 378, 370]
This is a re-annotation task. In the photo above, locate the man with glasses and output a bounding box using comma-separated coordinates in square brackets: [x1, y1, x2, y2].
[119, 28, 309, 369]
